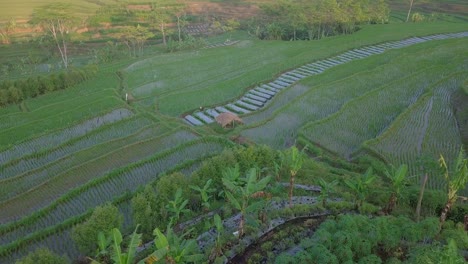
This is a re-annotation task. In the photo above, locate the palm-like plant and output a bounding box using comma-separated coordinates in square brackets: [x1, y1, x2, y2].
[222, 167, 271, 238]
[91, 225, 142, 264]
[189, 179, 216, 211]
[141, 226, 203, 264]
[209, 214, 225, 262]
[285, 146, 305, 208]
[317, 178, 339, 207]
[383, 164, 408, 214]
[344, 168, 376, 212]
[439, 150, 468, 227]
[166, 188, 190, 227]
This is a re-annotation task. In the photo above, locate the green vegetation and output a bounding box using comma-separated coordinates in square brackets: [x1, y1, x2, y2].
[0, 0, 467, 263]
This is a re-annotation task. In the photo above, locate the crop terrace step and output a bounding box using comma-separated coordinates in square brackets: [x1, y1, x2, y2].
[215, 106, 232, 113]
[352, 49, 372, 56]
[324, 59, 341, 66]
[289, 71, 308, 78]
[205, 108, 220, 118]
[277, 77, 295, 84]
[184, 115, 203, 126]
[268, 82, 286, 90]
[294, 69, 313, 76]
[365, 46, 385, 52]
[242, 97, 264, 107]
[227, 103, 251, 114]
[282, 74, 301, 82]
[297, 67, 317, 74]
[315, 62, 331, 69]
[335, 55, 352, 62]
[256, 87, 276, 96]
[246, 92, 269, 102]
[235, 101, 258, 111]
[340, 53, 359, 60]
[194, 112, 214, 124]
[359, 48, 381, 54]
[274, 80, 291, 87]
[260, 84, 278, 92]
[327, 59, 343, 65]
[306, 64, 325, 72]
[318, 60, 335, 67]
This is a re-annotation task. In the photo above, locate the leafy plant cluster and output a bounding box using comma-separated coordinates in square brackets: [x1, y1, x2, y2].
[274, 214, 467, 263]
[0, 64, 98, 107]
[244, 0, 389, 41]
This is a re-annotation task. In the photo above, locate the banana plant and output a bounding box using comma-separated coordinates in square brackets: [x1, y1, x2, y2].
[439, 150, 468, 228]
[189, 179, 216, 211]
[344, 167, 376, 212]
[222, 167, 271, 238]
[209, 214, 225, 262]
[141, 226, 203, 264]
[317, 178, 339, 207]
[90, 225, 142, 264]
[166, 188, 190, 227]
[383, 164, 408, 214]
[285, 146, 306, 208]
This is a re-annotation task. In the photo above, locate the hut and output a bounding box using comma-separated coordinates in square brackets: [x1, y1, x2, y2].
[215, 112, 244, 128]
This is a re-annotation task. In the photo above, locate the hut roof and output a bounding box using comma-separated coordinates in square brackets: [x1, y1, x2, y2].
[215, 112, 244, 128]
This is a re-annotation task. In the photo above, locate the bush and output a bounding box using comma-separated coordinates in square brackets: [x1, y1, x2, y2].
[15, 248, 69, 264]
[0, 64, 98, 107]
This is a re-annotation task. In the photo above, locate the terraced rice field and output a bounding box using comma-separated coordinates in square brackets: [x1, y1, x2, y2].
[1, 24, 467, 262]
[237, 34, 467, 194]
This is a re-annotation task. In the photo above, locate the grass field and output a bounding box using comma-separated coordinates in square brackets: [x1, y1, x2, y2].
[0, 18, 467, 262]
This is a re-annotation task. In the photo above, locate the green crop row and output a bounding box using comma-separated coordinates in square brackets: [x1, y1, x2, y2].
[0, 137, 232, 236]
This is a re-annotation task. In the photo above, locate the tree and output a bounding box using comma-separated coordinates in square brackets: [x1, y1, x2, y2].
[406, 0, 415, 22]
[439, 150, 468, 227]
[344, 167, 376, 211]
[132, 185, 158, 240]
[149, 2, 172, 46]
[222, 167, 271, 238]
[317, 178, 338, 207]
[15, 248, 69, 264]
[31, 3, 81, 68]
[141, 226, 203, 264]
[190, 179, 216, 211]
[166, 188, 190, 227]
[285, 146, 305, 208]
[72, 203, 123, 255]
[116, 25, 154, 57]
[0, 18, 16, 44]
[383, 164, 408, 214]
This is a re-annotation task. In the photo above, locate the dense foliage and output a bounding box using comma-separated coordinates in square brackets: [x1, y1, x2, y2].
[274, 215, 467, 263]
[246, 0, 389, 40]
[0, 64, 98, 107]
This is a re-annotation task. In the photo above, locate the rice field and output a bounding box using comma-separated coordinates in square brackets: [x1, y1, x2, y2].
[241, 38, 467, 148]
[1, 21, 467, 262]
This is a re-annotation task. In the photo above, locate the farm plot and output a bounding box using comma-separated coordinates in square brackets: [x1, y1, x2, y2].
[0, 116, 160, 202]
[0, 129, 198, 223]
[0, 96, 126, 148]
[363, 74, 465, 190]
[0, 107, 133, 167]
[124, 25, 468, 117]
[241, 38, 467, 148]
[0, 137, 231, 260]
[299, 65, 463, 159]
[242, 40, 466, 148]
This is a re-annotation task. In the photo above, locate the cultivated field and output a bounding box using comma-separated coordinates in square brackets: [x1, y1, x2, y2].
[0, 20, 467, 262]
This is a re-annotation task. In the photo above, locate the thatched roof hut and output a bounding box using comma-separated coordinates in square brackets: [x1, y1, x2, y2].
[215, 112, 244, 128]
